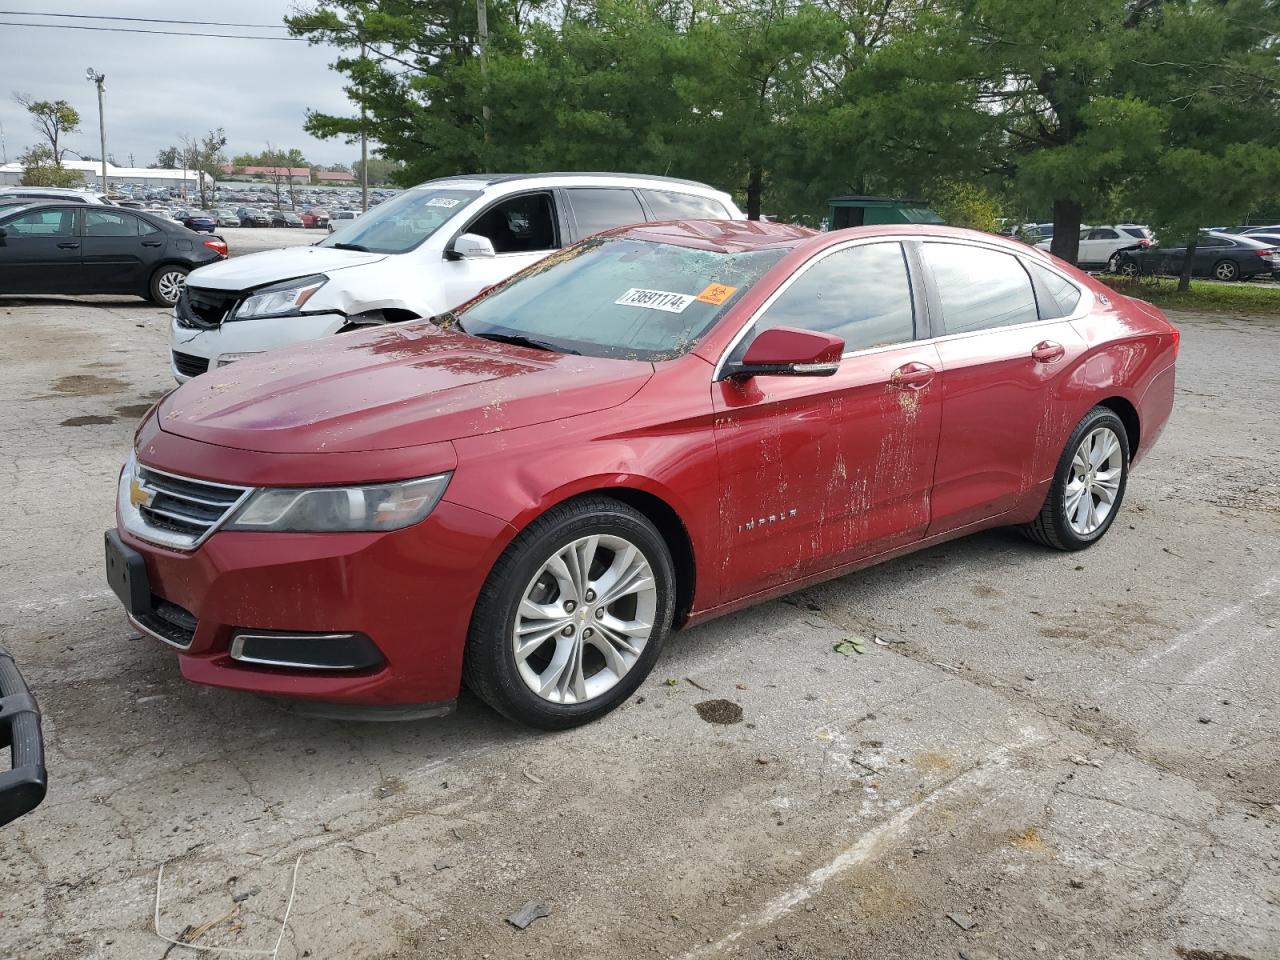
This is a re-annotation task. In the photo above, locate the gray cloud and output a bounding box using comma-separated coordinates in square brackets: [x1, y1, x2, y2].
[0, 2, 362, 169]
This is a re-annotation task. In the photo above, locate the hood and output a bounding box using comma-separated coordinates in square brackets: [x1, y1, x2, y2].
[185, 244, 387, 291]
[157, 323, 655, 454]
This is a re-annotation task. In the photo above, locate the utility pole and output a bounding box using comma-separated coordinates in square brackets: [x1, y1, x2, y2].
[360, 40, 369, 214]
[86, 68, 107, 194]
[476, 0, 490, 145]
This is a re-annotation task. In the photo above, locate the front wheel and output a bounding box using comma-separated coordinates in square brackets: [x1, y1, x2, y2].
[463, 496, 676, 729]
[148, 265, 188, 307]
[1022, 407, 1129, 551]
[1116, 258, 1140, 278]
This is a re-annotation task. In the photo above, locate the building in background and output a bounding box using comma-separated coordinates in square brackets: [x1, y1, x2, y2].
[0, 159, 207, 190]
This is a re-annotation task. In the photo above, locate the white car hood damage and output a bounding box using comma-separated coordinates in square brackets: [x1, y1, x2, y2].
[185, 245, 387, 292]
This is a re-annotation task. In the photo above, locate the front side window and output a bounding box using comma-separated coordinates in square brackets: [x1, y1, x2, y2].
[567, 188, 646, 238]
[641, 189, 729, 220]
[1088, 228, 1120, 240]
[922, 242, 1038, 334]
[318, 186, 480, 254]
[85, 210, 140, 237]
[730, 242, 915, 361]
[3, 208, 74, 237]
[464, 192, 557, 254]
[457, 236, 786, 360]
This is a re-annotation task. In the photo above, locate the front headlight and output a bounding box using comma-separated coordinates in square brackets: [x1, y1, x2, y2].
[225, 473, 451, 533]
[233, 274, 327, 321]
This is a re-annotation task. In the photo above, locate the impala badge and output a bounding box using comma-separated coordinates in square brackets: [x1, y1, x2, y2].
[739, 508, 797, 533]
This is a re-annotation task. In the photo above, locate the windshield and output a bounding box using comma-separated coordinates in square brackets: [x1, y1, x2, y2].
[318, 187, 480, 254]
[457, 237, 787, 361]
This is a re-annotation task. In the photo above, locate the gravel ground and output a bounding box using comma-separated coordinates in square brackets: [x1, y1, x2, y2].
[215, 226, 322, 258]
[0, 299, 1276, 960]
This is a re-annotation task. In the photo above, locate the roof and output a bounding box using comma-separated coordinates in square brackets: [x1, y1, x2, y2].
[315, 171, 355, 182]
[601, 218, 816, 253]
[0, 160, 201, 181]
[827, 195, 932, 206]
[421, 171, 729, 193]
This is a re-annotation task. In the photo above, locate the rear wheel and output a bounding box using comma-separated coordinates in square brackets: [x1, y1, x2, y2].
[1022, 407, 1129, 551]
[148, 265, 188, 307]
[463, 496, 675, 729]
[1212, 259, 1239, 282]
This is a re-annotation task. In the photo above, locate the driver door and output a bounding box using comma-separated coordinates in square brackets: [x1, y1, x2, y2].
[711, 241, 943, 602]
[439, 191, 562, 309]
[0, 206, 82, 294]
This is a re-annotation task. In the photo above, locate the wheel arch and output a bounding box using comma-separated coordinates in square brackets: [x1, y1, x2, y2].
[1097, 395, 1140, 456]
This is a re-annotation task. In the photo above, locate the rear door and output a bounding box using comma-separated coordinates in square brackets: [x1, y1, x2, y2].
[439, 190, 562, 309]
[80, 209, 162, 293]
[0, 206, 82, 294]
[712, 240, 943, 600]
[564, 188, 648, 242]
[921, 240, 1088, 535]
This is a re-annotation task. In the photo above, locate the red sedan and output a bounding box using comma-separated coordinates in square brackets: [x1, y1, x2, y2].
[105, 221, 1177, 728]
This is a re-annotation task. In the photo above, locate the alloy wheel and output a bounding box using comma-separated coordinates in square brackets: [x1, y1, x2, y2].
[1064, 426, 1123, 537]
[1118, 260, 1139, 277]
[1214, 260, 1237, 281]
[513, 534, 657, 705]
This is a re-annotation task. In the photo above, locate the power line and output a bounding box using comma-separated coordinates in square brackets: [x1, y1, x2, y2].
[0, 20, 308, 41]
[0, 10, 290, 28]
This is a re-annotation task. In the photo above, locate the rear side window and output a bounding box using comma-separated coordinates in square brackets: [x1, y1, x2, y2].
[641, 189, 729, 220]
[1025, 262, 1082, 319]
[1087, 228, 1120, 240]
[567, 188, 646, 237]
[86, 210, 140, 237]
[1122, 227, 1150, 239]
[734, 242, 915, 357]
[922, 242, 1038, 334]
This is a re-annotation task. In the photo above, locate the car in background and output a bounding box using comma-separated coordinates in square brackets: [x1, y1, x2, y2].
[1112, 231, 1280, 282]
[212, 208, 242, 227]
[0, 185, 111, 205]
[326, 209, 359, 232]
[170, 172, 744, 380]
[0, 203, 228, 306]
[115, 221, 1178, 727]
[268, 209, 305, 228]
[0, 645, 47, 827]
[1234, 230, 1280, 248]
[236, 206, 272, 227]
[173, 209, 217, 233]
[1036, 224, 1152, 270]
[301, 208, 330, 229]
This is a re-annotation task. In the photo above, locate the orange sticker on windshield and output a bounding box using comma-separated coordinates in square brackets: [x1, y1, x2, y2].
[696, 283, 737, 305]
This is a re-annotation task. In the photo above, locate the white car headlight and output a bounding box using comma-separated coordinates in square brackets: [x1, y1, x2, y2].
[234, 274, 327, 320]
[226, 474, 451, 533]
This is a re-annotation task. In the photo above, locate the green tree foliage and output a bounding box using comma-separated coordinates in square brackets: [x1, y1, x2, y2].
[12, 94, 81, 165]
[18, 144, 82, 187]
[351, 156, 403, 186]
[180, 129, 229, 207]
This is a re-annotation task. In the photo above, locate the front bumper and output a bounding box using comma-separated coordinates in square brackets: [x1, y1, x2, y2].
[110, 499, 515, 706]
[169, 308, 349, 381]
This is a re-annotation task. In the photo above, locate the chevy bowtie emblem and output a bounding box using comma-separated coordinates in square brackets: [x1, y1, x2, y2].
[129, 478, 154, 509]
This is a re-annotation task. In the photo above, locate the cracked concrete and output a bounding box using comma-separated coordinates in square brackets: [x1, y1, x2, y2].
[0, 299, 1277, 960]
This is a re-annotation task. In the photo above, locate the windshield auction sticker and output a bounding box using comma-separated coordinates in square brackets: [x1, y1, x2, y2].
[426, 197, 462, 208]
[615, 288, 696, 313]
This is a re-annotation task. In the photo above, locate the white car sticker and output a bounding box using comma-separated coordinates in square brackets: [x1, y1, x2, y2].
[615, 288, 696, 313]
[426, 197, 461, 208]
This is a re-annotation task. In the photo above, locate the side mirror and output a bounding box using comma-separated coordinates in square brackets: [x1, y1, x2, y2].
[724, 326, 844, 380]
[449, 233, 496, 260]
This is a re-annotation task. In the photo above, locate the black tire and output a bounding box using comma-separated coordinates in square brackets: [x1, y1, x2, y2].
[1117, 258, 1140, 278]
[462, 496, 676, 729]
[1022, 406, 1130, 551]
[148, 264, 189, 307]
[1212, 259, 1239, 282]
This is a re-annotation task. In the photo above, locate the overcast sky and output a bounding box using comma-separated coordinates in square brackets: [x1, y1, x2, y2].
[0, 3, 359, 169]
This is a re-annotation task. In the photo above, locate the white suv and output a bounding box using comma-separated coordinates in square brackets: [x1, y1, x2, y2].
[169, 172, 743, 381]
[1035, 224, 1153, 270]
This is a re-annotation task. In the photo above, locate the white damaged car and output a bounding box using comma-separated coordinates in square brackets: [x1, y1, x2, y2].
[169, 172, 743, 380]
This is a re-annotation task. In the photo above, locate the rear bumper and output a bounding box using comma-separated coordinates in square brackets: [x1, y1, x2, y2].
[0, 646, 47, 827]
[110, 500, 516, 706]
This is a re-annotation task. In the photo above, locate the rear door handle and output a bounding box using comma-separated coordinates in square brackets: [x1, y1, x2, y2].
[57, 241, 80, 249]
[141, 240, 163, 247]
[1031, 341, 1065, 363]
[889, 361, 936, 391]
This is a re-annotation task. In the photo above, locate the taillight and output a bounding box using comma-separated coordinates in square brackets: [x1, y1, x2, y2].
[203, 239, 228, 257]
[1138, 239, 1151, 247]
[1256, 247, 1277, 258]
[1169, 319, 1180, 358]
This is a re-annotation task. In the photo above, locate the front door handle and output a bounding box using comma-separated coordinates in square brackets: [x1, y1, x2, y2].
[57, 241, 80, 249]
[889, 361, 936, 391]
[1031, 340, 1065, 363]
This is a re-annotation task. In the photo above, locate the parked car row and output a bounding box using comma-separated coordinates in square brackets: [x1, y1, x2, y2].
[1111, 230, 1280, 281]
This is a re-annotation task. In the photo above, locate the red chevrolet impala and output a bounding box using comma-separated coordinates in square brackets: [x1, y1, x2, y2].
[105, 221, 1177, 728]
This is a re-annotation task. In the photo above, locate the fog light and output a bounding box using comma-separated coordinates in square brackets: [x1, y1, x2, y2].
[216, 352, 263, 367]
[229, 631, 384, 671]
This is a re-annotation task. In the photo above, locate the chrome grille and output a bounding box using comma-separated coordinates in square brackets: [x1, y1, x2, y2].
[119, 458, 252, 550]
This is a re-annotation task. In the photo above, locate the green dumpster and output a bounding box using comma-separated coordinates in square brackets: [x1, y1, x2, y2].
[826, 195, 944, 230]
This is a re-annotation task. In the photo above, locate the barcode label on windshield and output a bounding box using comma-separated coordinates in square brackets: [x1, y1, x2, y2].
[614, 288, 696, 313]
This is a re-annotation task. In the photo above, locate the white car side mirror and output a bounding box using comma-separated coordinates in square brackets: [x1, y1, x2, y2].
[451, 233, 496, 259]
